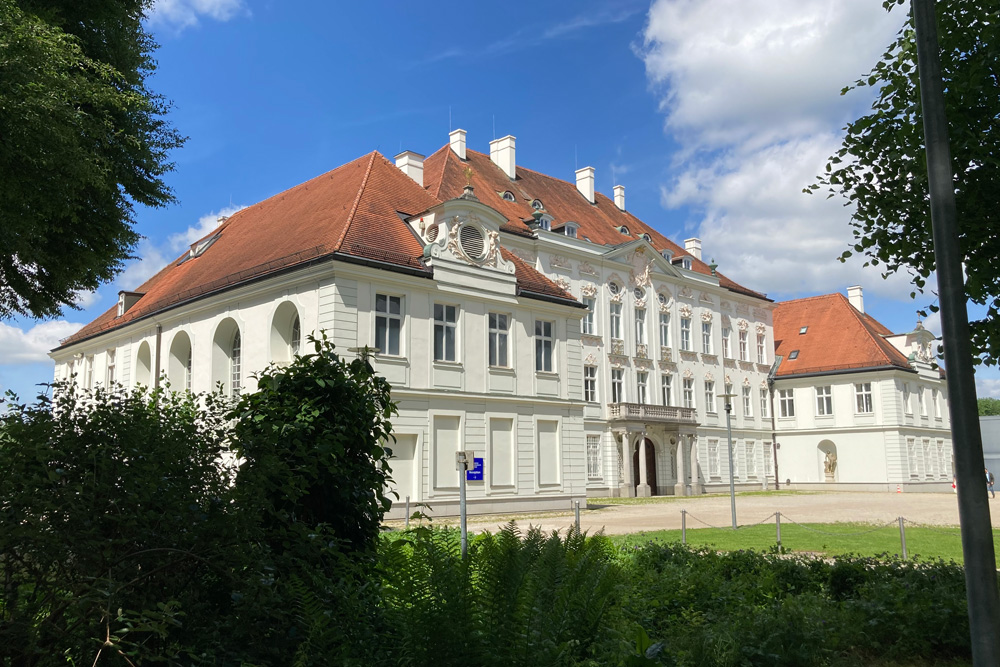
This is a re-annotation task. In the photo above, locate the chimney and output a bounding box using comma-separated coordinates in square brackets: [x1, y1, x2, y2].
[847, 285, 864, 313]
[394, 150, 424, 187]
[684, 238, 702, 261]
[613, 184, 625, 211]
[575, 166, 595, 204]
[489, 135, 516, 179]
[449, 129, 467, 160]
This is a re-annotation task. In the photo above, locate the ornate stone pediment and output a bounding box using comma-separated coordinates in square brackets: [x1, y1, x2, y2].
[628, 249, 653, 288]
[699, 292, 714, 304]
[555, 277, 571, 292]
[549, 255, 571, 271]
[679, 304, 693, 318]
[679, 286, 694, 299]
[755, 322, 766, 335]
[736, 318, 750, 331]
[705, 371, 715, 382]
[683, 369, 694, 379]
[425, 212, 515, 274]
[581, 283, 597, 298]
[701, 310, 714, 322]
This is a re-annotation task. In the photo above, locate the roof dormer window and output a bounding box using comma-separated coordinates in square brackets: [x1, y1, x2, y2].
[676, 257, 692, 270]
[641, 233, 652, 242]
[502, 191, 516, 202]
[619, 225, 630, 236]
[562, 222, 579, 238]
[661, 249, 674, 262]
[531, 199, 544, 210]
[539, 215, 552, 231]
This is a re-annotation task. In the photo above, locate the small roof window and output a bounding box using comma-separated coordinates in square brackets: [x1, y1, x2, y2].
[502, 191, 516, 202]
[788, 350, 800, 360]
[531, 199, 544, 210]
[633, 287, 645, 300]
[562, 222, 578, 238]
[799, 326, 808, 334]
[681, 257, 692, 270]
[619, 225, 630, 236]
[641, 233, 652, 242]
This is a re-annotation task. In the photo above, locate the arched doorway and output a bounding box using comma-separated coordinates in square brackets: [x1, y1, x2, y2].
[632, 438, 658, 496]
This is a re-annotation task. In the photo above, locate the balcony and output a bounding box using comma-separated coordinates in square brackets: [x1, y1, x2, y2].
[607, 402, 698, 424]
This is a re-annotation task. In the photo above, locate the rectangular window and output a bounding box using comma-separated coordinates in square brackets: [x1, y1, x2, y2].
[635, 308, 646, 346]
[855, 382, 873, 414]
[489, 418, 514, 488]
[535, 320, 554, 372]
[611, 369, 624, 403]
[375, 294, 402, 356]
[584, 366, 597, 403]
[779, 389, 795, 417]
[537, 420, 560, 487]
[433, 304, 457, 362]
[636, 371, 648, 405]
[661, 374, 673, 406]
[764, 442, 774, 477]
[433, 415, 461, 489]
[923, 438, 933, 478]
[746, 441, 757, 478]
[105, 349, 116, 385]
[739, 330, 749, 361]
[683, 378, 695, 409]
[757, 334, 766, 364]
[816, 386, 833, 416]
[587, 435, 602, 478]
[933, 389, 941, 418]
[610, 302, 622, 340]
[659, 312, 671, 347]
[722, 327, 731, 358]
[907, 438, 918, 478]
[708, 439, 720, 479]
[919, 387, 927, 416]
[680, 318, 692, 351]
[582, 297, 596, 335]
[705, 380, 716, 413]
[85, 357, 94, 390]
[702, 321, 712, 354]
[903, 385, 912, 414]
[488, 312, 509, 367]
[743, 385, 753, 417]
[760, 388, 769, 418]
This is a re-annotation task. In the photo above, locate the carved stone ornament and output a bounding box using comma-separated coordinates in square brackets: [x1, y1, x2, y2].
[659, 298, 674, 314]
[579, 261, 598, 276]
[701, 310, 714, 322]
[736, 318, 750, 331]
[679, 304, 693, 318]
[608, 274, 625, 303]
[755, 322, 767, 335]
[760, 379, 769, 388]
[699, 291, 714, 304]
[683, 369, 694, 379]
[736, 302, 750, 316]
[679, 286, 694, 299]
[584, 353, 597, 365]
[610, 356, 625, 368]
[445, 217, 462, 257]
[705, 371, 714, 382]
[511, 247, 536, 265]
[581, 283, 597, 298]
[611, 338, 625, 356]
[725, 374, 732, 384]
[743, 377, 752, 386]
[660, 346, 672, 362]
[634, 357, 653, 369]
[753, 308, 769, 321]
[720, 300, 731, 311]
[629, 250, 653, 288]
[635, 343, 648, 359]
[917, 342, 933, 363]
[555, 277, 571, 291]
[658, 359, 675, 371]
[550, 255, 571, 271]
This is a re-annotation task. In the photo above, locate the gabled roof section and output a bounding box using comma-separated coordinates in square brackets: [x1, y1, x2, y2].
[423, 145, 768, 301]
[773, 293, 913, 377]
[500, 248, 576, 304]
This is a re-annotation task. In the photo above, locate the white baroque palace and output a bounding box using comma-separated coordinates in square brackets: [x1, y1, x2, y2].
[53, 129, 785, 516]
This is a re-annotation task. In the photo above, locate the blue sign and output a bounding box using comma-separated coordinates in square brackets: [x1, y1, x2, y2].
[466, 457, 484, 481]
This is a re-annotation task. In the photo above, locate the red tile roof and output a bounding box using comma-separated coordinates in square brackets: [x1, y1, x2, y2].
[773, 293, 913, 377]
[422, 146, 768, 301]
[59, 151, 574, 348]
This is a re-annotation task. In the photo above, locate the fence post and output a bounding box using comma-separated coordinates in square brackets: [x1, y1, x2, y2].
[574, 500, 581, 532]
[898, 516, 908, 560]
[681, 509, 687, 545]
[405, 495, 410, 530]
[776, 511, 781, 549]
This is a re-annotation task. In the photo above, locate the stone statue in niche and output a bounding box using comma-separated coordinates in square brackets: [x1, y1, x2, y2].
[824, 452, 838, 478]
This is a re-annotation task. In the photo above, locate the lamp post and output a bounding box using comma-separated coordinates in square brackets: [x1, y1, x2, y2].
[719, 393, 737, 529]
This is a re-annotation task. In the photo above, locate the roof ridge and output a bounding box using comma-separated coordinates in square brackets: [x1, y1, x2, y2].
[334, 151, 379, 251]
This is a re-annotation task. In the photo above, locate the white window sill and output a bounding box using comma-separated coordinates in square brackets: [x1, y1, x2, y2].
[535, 370, 559, 378]
[376, 355, 408, 366]
[433, 360, 463, 368]
[488, 365, 515, 374]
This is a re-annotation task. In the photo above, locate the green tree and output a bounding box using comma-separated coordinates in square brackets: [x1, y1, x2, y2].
[811, 0, 1000, 364]
[978, 397, 1000, 416]
[0, 0, 184, 319]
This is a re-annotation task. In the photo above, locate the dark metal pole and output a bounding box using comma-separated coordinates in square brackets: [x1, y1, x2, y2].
[725, 401, 737, 529]
[912, 0, 1000, 660]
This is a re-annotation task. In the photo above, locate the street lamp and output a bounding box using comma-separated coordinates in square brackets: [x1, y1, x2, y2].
[719, 392, 737, 529]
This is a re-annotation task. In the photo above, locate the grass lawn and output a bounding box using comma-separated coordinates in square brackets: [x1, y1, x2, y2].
[609, 520, 998, 563]
[589, 489, 815, 505]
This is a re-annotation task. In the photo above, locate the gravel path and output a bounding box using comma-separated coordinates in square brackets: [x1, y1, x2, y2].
[438, 491, 999, 536]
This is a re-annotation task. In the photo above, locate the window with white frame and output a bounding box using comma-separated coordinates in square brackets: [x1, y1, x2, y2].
[105, 349, 116, 385]
[611, 369, 624, 403]
[375, 294, 402, 356]
[919, 387, 927, 416]
[680, 317, 692, 351]
[488, 312, 509, 367]
[702, 321, 712, 354]
[708, 439, 720, 479]
[610, 302, 622, 340]
[855, 382, 873, 414]
[433, 304, 457, 362]
[582, 297, 596, 335]
[185, 346, 192, 392]
[85, 357, 94, 390]
[757, 334, 766, 364]
[764, 442, 774, 477]
[535, 320, 554, 372]
[661, 374, 673, 406]
[635, 308, 646, 346]
[230, 330, 242, 398]
[902, 385, 912, 414]
[587, 435, 602, 478]
[760, 388, 769, 418]
[683, 378, 695, 409]
[923, 438, 933, 478]
[778, 389, 795, 417]
[907, 438, 918, 478]
[705, 380, 716, 413]
[659, 312, 671, 348]
[584, 366, 597, 403]
[746, 441, 758, 478]
[637, 371, 648, 404]
[722, 327, 731, 358]
[937, 439, 948, 477]
[816, 386, 833, 416]
[934, 389, 941, 418]
[742, 385, 752, 417]
[291, 315, 301, 356]
[739, 330, 749, 360]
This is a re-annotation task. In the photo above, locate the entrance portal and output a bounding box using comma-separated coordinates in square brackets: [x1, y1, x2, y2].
[632, 438, 658, 496]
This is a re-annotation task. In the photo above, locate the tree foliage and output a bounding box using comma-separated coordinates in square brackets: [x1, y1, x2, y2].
[0, 0, 184, 319]
[978, 397, 1000, 416]
[811, 0, 1000, 364]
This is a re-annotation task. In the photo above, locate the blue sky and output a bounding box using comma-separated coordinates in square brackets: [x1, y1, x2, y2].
[3, 0, 998, 401]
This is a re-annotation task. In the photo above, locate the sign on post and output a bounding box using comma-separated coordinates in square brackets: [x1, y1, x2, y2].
[466, 457, 484, 481]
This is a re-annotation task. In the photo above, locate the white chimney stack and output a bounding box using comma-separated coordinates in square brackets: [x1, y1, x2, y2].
[613, 184, 625, 211]
[576, 166, 595, 204]
[847, 285, 864, 313]
[684, 238, 702, 261]
[394, 150, 424, 187]
[449, 129, 467, 160]
[489, 135, 516, 179]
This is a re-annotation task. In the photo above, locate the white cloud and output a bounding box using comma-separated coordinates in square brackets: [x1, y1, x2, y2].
[149, 0, 245, 30]
[168, 205, 246, 252]
[639, 0, 914, 300]
[70, 289, 101, 310]
[117, 239, 173, 292]
[976, 376, 1000, 399]
[922, 310, 942, 337]
[0, 320, 84, 365]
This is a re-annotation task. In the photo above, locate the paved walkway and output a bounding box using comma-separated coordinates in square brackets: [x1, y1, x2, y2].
[415, 491, 999, 536]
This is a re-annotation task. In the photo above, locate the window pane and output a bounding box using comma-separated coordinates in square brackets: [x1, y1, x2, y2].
[388, 319, 400, 355]
[376, 294, 386, 312]
[434, 303, 443, 321]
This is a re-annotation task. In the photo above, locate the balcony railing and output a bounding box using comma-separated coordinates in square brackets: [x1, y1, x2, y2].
[607, 402, 698, 424]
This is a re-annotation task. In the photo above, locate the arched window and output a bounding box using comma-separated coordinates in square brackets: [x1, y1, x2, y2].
[270, 302, 302, 365]
[212, 318, 242, 397]
[502, 191, 516, 202]
[168, 331, 193, 391]
[231, 330, 242, 398]
[291, 315, 301, 356]
[135, 340, 152, 387]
